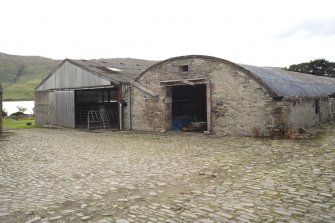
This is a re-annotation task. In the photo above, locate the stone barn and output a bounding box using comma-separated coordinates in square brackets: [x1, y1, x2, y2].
[0, 82, 2, 133]
[127, 55, 335, 137]
[35, 59, 156, 130]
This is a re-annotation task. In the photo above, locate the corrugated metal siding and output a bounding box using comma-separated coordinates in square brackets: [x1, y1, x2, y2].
[54, 91, 75, 128]
[48, 92, 55, 125]
[36, 61, 111, 91]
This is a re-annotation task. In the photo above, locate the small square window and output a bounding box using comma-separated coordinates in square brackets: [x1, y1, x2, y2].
[179, 65, 189, 72]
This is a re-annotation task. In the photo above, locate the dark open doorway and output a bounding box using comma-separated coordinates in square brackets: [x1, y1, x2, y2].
[172, 84, 207, 131]
[75, 88, 119, 130]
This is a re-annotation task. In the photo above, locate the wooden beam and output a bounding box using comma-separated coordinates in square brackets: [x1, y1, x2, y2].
[119, 102, 123, 130]
[160, 78, 208, 86]
[164, 86, 172, 131]
[160, 78, 206, 84]
[128, 85, 132, 130]
[206, 82, 211, 133]
[129, 80, 158, 97]
[180, 79, 195, 86]
[117, 86, 122, 130]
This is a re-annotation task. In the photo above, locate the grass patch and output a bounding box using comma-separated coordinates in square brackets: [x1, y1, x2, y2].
[3, 118, 36, 129]
[2, 77, 41, 100]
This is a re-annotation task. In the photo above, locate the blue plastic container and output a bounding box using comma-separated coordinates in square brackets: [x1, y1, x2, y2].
[172, 116, 192, 131]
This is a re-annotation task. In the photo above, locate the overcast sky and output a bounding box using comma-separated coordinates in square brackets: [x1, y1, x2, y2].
[1, 0, 335, 67]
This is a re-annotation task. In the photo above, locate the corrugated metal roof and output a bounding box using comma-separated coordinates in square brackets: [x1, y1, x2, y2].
[70, 60, 155, 82]
[36, 55, 335, 98]
[71, 59, 153, 83]
[35, 58, 157, 90]
[240, 64, 335, 97]
[69, 60, 130, 84]
[139, 55, 335, 98]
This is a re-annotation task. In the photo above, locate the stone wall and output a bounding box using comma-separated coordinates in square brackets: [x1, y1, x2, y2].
[131, 57, 277, 136]
[0, 92, 2, 133]
[319, 98, 331, 122]
[35, 91, 55, 126]
[128, 87, 164, 131]
[330, 97, 335, 119]
[281, 97, 333, 135]
[209, 65, 276, 136]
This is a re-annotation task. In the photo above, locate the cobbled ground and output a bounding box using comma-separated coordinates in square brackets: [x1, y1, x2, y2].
[0, 124, 334, 223]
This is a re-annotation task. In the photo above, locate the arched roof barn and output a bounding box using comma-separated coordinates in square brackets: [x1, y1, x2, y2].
[131, 55, 335, 136]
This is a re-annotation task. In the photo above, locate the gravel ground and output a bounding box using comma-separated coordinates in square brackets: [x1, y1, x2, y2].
[0, 124, 334, 223]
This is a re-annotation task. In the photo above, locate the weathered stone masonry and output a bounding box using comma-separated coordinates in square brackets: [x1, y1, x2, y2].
[276, 97, 334, 137]
[131, 57, 275, 136]
[0, 82, 3, 133]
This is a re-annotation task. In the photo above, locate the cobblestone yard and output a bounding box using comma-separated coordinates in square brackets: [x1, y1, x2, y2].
[0, 124, 335, 223]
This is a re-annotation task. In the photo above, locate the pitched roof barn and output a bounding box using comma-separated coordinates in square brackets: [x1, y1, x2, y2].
[34, 58, 157, 129]
[36, 58, 156, 91]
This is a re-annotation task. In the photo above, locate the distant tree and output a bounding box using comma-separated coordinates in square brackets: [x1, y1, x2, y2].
[16, 106, 27, 113]
[2, 109, 7, 117]
[285, 59, 335, 77]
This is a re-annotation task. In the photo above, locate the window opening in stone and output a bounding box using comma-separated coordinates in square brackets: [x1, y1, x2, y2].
[179, 65, 189, 72]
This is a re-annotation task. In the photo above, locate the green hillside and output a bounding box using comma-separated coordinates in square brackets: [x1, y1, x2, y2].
[0, 52, 157, 101]
[0, 52, 60, 101]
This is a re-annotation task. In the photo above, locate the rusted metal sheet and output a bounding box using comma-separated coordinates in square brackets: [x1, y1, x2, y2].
[54, 91, 75, 128]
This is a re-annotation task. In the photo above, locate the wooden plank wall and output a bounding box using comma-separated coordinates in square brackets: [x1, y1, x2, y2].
[37, 61, 111, 91]
[54, 91, 75, 128]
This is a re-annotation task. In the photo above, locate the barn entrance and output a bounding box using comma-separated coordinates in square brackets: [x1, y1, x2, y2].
[75, 88, 119, 130]
[171, 84, 207, 132]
